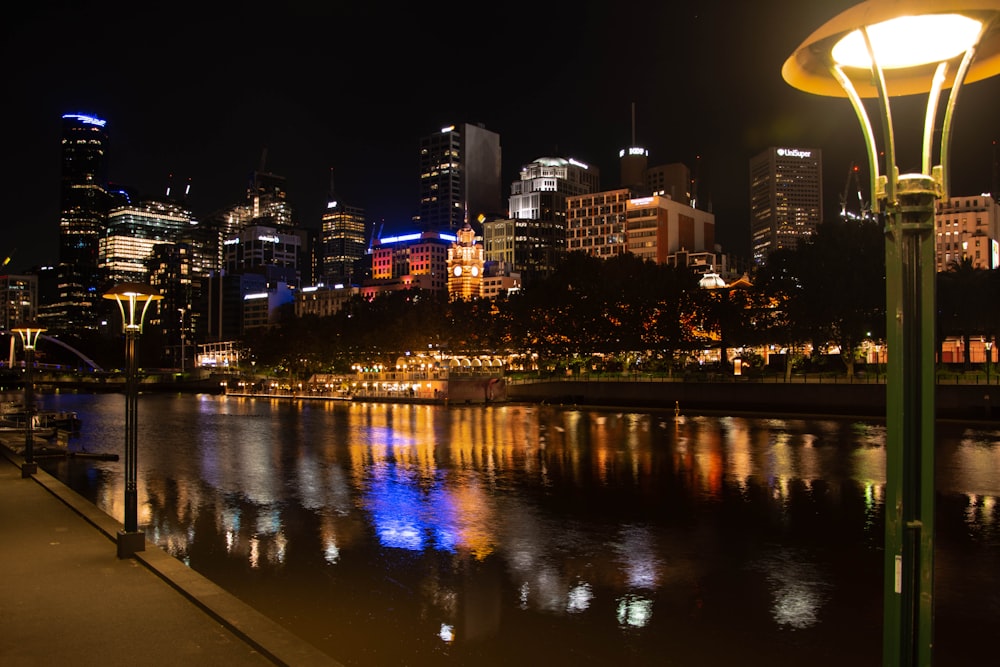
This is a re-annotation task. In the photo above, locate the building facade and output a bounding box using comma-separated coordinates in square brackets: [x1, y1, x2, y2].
[365, 230, 455, 296]
[935, 193, 1000, 271]
[100, 198, 194, 284]
[624, 195, 716, 264]
[749, 147, 823, 266]
[0, 274, 38, 330]
[485, 157, 600, 286]
[566, 189, 632, 258]
[321, 199, 367, 285]
[446, 223, 485, 300]
[418, 123, 502, 232]
[43, 113, 111, 332]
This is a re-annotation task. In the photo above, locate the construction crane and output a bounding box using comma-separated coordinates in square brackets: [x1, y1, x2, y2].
[840, 162, 871, 222]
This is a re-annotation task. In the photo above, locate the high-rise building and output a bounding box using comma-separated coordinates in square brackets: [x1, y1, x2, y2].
[0, 274, 38, 330]
[935, 193, 1000, 271]
[749, 147, 823, 266]
[43, 113, 111, 332]
[100, 197, 194, 284]
[321, 191, 367, 286]
[484, 156, 600, 286]
[418, 123, 502, 232]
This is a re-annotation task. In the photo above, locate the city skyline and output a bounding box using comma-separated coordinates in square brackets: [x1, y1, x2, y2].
[6, 0, 999, 272]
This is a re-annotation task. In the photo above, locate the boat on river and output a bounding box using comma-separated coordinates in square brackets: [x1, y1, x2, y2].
[0, 401, 82, 433]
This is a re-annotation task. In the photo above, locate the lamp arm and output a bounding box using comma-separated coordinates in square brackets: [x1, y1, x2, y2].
[940, 18, 994, 200]
[832, 63, 882, 213]
[862, 26, 897, 208]
[139, 297, 157, 333]
[922, 63, 949, 177]
[111, 296, 128, 332]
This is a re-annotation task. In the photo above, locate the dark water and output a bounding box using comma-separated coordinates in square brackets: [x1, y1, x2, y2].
[24, 391, 1000, 666]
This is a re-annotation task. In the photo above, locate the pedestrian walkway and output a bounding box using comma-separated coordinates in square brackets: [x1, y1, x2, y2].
[0, 449, 342, 667]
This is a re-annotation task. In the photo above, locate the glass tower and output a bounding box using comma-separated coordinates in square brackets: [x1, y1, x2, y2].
[44, 113, 111, 333]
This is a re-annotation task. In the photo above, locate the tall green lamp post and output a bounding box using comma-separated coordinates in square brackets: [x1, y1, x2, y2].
[12, 323, 45, 478]
[104, 283, 162, 558]
[783, 2, 1000, 665]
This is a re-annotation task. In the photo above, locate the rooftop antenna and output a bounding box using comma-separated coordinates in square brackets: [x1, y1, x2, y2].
[631, 102, 636, 146]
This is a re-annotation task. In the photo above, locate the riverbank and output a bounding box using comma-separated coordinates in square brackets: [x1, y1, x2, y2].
[505, 377, 999, 421]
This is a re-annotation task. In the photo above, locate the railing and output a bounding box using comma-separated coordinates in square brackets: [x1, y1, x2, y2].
[505, 370, 999, 385]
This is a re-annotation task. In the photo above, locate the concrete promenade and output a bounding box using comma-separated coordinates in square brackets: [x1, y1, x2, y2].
[0, 448, 343, 667]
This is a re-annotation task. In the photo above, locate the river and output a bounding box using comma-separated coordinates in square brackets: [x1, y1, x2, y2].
[22, 390, 1000, 666]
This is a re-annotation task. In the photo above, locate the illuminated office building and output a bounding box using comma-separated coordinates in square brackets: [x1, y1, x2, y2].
[566, 190, 718, 272]
[565, 189, 631, 258]
[223, 223, 310, 287]
[749, 147, 823, 266]
[43, 113, 111, 332]
[935, 194, 1000, 271]
[100, 198, 194, 284]
[321, 199, 367, 285]
[0, 274, 38, 330]
[418, 123, 502, 232]
[484, 157, 600, 287]
[362, 230, 455, 297]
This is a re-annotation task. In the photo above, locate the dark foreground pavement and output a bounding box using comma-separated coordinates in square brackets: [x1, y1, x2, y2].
[0, 448, 343, 667]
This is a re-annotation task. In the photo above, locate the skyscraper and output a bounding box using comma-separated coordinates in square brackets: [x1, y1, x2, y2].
[484, 156, 600, 286]
[43, 113, 111, 332]
[100, 197, 194, 284]
[749, 147, 823, 266]
[320, 171, 367, 286]
[418, 123, 502, 233]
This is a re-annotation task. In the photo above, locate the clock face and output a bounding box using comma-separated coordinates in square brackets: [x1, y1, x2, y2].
[471, 266, 479, 277]
[453, 266, 462, 277]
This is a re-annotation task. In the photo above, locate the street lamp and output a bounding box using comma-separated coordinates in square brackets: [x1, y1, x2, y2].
[783, 2, 1000, 665]
[985, 337, 993, 383]
[104, 283, 162, 558]
[12, 323, 45, 478]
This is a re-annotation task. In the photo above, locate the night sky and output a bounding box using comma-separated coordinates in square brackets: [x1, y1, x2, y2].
[5, 1, 999, 272]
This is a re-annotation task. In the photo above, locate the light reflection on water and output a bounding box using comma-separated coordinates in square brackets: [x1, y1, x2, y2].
[25, 392, 1000, 667]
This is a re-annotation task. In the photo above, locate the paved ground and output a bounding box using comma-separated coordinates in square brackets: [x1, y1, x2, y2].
[0, 447, 343, 667]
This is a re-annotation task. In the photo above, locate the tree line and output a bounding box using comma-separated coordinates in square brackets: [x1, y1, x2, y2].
[239, 218, 1000, 379]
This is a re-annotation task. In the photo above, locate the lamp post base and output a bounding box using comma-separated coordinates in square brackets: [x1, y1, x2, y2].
[21, 462, 37, 478]
[117, 530, 146, 558]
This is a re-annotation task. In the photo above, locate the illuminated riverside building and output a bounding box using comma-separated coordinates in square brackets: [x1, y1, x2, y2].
[566, 190, 718, 271]
[446, 222, 485, 299]
[418, 123, 502, 232]
[749, 147, 823, 266]
[935, 194, 1000, 271]
[43, 113, 111, 333]
[484, 157, 600, 286]
[100, 198, 194, 284]
[361, 230, 455, 297]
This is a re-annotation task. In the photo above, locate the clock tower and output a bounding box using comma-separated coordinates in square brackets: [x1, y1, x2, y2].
[447, 221, 485, 300]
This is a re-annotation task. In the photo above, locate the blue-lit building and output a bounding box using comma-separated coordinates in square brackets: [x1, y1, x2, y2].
[361, 230, 457, 297]
[42, 113, 111, 333]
